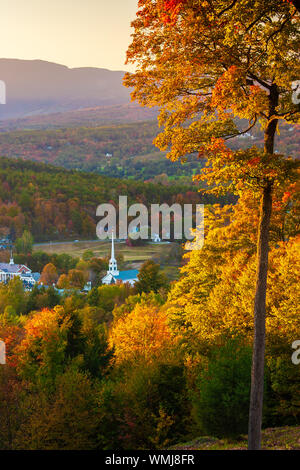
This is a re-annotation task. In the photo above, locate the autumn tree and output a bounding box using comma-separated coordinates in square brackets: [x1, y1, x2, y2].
[15, 230, 33, 254]
[125, 0, 300, 449]
[14, 367, 101, 450]
[135, 260, 169, 294]
[39, 263, 58, 286]
[109, 303, 174, 365]
[67, 269, 88, 290]
[16, 304, 111, 389]
[57, 273, 70, 289]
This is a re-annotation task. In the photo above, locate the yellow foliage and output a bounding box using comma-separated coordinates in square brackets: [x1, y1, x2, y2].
[166, 190, 300, 347]
[109, 303, 174, 364]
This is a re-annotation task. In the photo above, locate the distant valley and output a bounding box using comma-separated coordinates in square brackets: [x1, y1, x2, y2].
[0, 59, 298, 184]
[0, 120, 297, 183]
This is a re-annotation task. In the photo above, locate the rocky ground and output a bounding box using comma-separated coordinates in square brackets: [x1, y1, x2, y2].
[169, 426, 300, 450]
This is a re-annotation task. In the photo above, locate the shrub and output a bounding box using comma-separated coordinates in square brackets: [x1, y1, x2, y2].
[265, 342, 300, 425]
[98, 360, 191, 449]
[193, 338, 252, 438]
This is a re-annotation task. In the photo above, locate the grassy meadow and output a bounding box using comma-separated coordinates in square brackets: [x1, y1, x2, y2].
[33, 239, 182, 279]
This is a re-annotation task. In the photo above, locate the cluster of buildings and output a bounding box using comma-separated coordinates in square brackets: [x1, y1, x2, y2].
[0, 237, 12, 251]
[0, 234, 140, 291]
[0, 251, 40, 290]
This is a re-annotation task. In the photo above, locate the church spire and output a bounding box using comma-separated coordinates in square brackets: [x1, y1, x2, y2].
[9, 247, 14, 265]
[111, 229, 115, 260]
[108, 230, 119, 276]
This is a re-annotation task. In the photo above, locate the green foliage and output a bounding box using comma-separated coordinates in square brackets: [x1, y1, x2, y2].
[0, 277, 26, 316]
[87, 284, 134, 321]
[15, 230, 33, 254]
[15, 366, 102, 450]
[25, 284, 61, 314]
[98, 360, 191, 450]
[82, 249, 94, 261]
[193, 339, 253, 438]
[135, 260, 169, 294]
[14, 250, 78, 274]
[266, 342, 300, 425]
[79, 310, 113, 379]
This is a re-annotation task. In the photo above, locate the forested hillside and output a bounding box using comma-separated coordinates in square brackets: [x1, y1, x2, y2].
[0, 122, 207, 181]
[0, 121, 298, 181]
[0, 157, 231, 241]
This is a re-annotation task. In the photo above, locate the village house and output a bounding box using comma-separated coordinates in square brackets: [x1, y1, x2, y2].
[0, 251, 40, 288]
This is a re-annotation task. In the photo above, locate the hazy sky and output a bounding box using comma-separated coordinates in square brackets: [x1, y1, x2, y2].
[1, 0, 139, 71]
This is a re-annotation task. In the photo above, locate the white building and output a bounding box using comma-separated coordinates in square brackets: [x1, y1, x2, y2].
[102, 231, 139, 286]
[152, 233, 161, 243]
[0, 251, 39, 287]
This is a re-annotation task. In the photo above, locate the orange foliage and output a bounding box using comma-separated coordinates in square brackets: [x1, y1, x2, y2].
[0, 324, 23, 367]
[109, 303, 174, 364]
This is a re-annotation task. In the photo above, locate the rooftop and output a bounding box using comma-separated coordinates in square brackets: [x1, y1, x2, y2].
[0, 263, 23, 273]
[113, 269, 139, 281]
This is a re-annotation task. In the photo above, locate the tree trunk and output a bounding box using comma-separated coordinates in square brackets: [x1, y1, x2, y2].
[248, 84, 278, 450]
[248, 182, 272, 449]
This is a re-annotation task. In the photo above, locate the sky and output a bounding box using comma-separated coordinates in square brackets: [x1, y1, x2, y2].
[0, 0, 139, 71]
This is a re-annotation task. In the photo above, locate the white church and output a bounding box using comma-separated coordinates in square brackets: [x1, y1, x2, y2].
[0, 250, 40, 287]
[102, 232, 139, 286]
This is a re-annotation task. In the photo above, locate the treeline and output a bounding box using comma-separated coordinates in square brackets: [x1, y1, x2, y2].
[0, 157, 234, 241]
[0, 121, 297, 182]
[0, 122, 205, 180]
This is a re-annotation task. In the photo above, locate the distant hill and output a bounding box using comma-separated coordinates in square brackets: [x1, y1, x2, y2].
[0, 103, 158, 131]
[0, 58, 148, 120]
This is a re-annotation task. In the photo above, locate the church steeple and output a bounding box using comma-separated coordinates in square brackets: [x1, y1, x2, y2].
[9, 247, 14, 265]
[108, 230, 119, 276]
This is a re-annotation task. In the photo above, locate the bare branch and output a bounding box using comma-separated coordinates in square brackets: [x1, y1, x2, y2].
[247, 72, 272, 90]
[217, 0, 238, 17]
[223, 116, 258, 140]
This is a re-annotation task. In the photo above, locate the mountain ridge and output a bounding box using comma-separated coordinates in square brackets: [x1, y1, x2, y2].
[0, 58, 134, 119]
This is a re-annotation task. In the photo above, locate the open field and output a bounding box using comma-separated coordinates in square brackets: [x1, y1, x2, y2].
[33, 239, 181, 274]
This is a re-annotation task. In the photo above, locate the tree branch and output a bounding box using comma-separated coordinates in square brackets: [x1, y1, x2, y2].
[223, 116, 258, 140]
[217, 0, 238, 17]
[247, 72, 272, 91]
